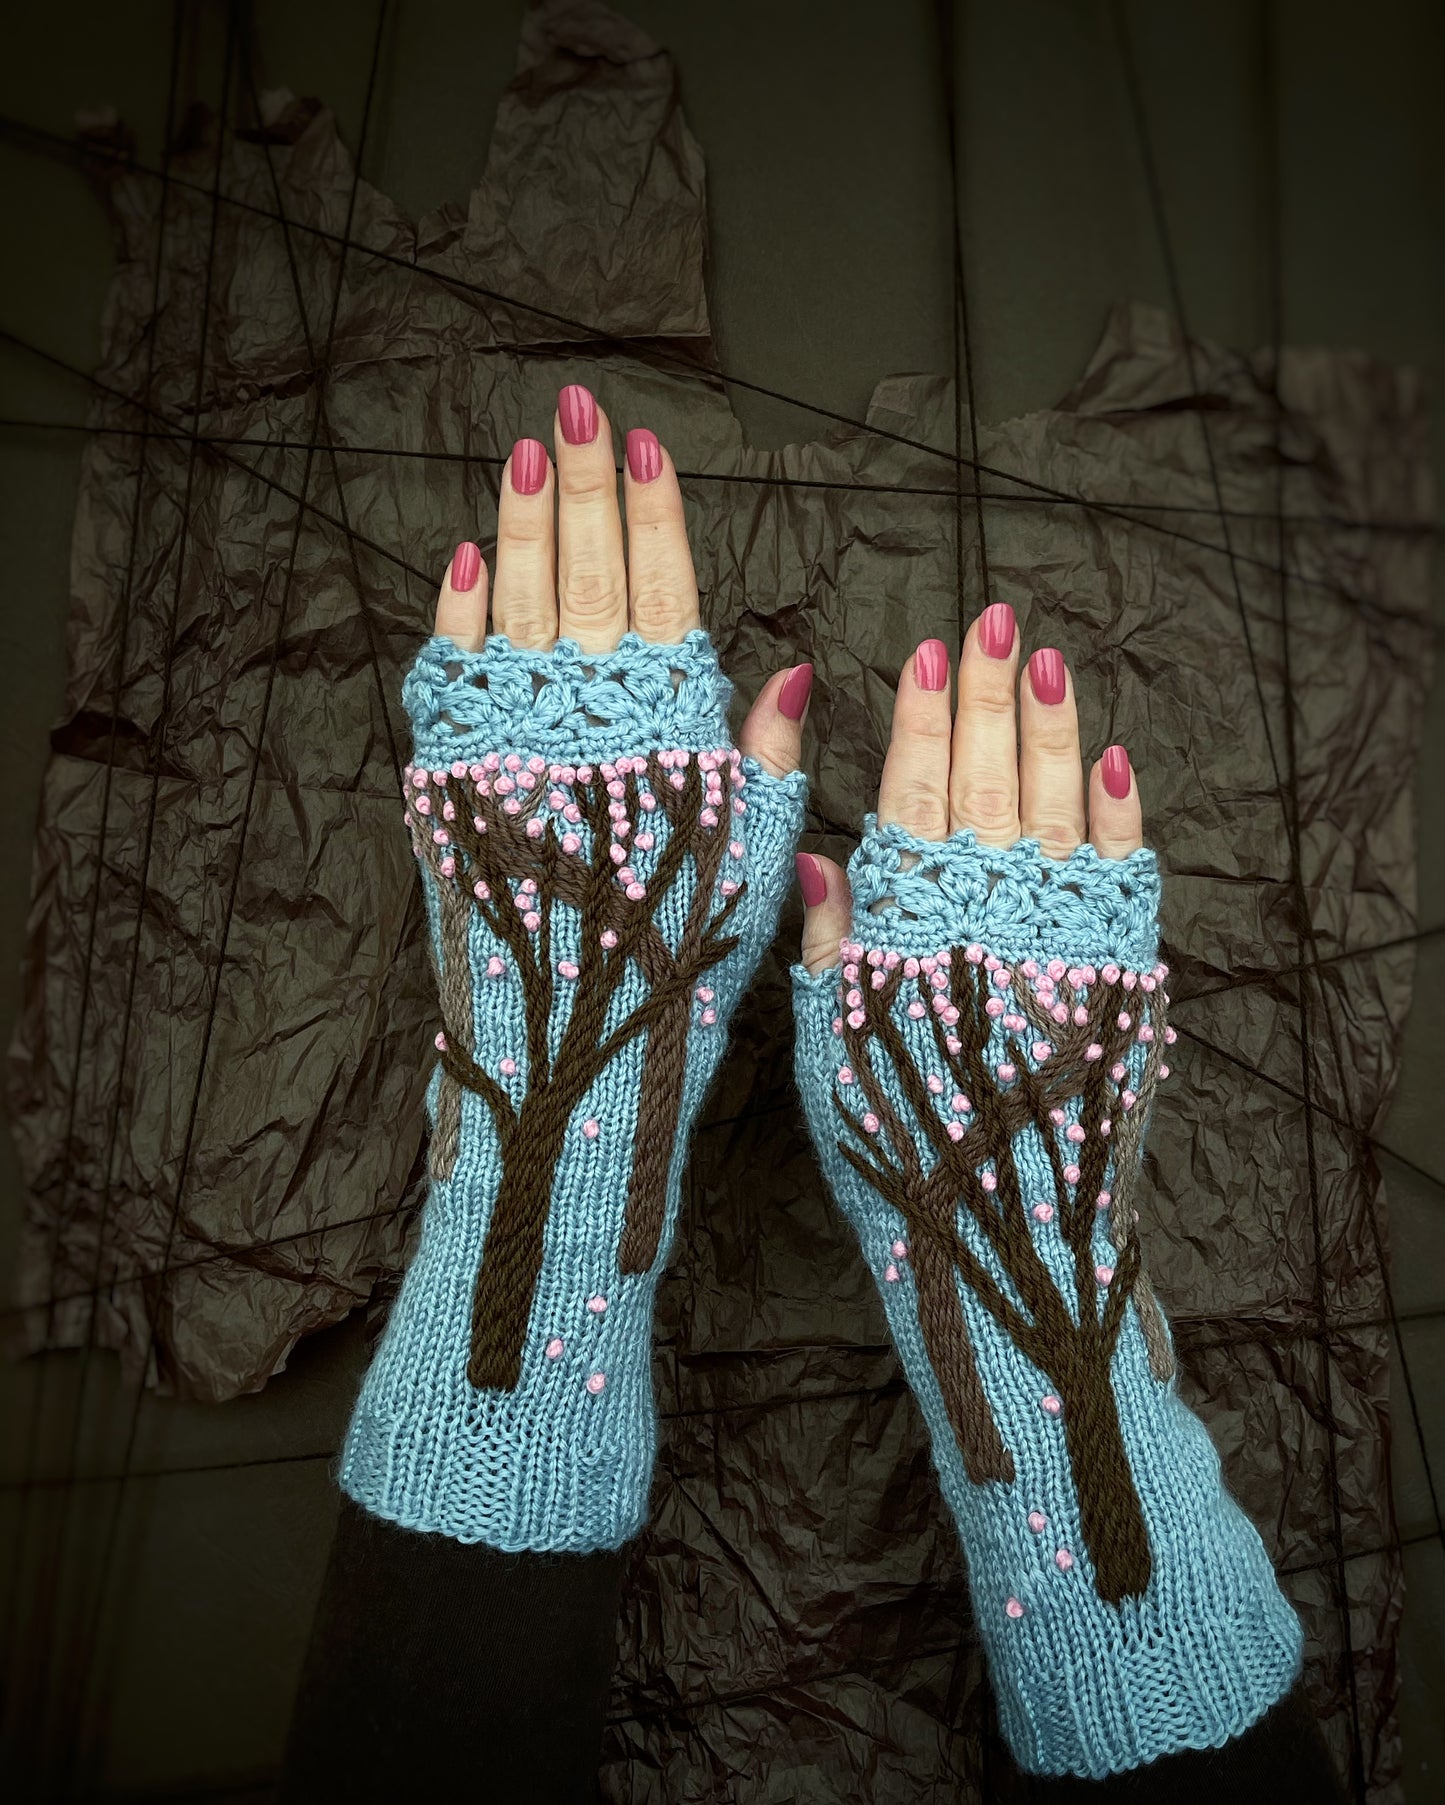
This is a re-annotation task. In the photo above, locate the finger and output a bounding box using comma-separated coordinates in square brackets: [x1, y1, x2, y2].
[490, 439, 557, 650]
[434, 540, 488, 652]
[949, 600, 1021, 844]
[555, 384, 628, 653]
[1088, 744, 1144, 858]
[738, 662, 812, 778]
[796, 852, 852, 976]
[623, 431, 701, 643]
[878, 639, 952, 840]
[1019, 647, 1087, 859]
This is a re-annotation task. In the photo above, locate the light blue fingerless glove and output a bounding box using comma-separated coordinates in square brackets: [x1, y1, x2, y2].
[342, 630, 806, 1552]
[793, 821, 1303, 1780]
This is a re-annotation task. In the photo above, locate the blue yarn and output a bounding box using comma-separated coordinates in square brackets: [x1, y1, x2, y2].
[793, 823, 1304, 1780]
[343, 631, 806, 1552]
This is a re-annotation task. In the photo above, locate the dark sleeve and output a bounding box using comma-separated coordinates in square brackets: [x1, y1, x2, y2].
[1021, 1680, 1347, 1804]
[279, 1497, 625, 1805]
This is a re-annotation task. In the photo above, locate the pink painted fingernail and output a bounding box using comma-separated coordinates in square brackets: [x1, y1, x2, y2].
[558, 384, 598, 445]
[915, 639, 948, 692]
[512, 438, 547, 495]
[795, 853, 828, 908]
[978, 602, 1016, 659]
[1029, 647, 1066, 705]
[778, 662, 814, 721]
[451, 541, 481, 594]
[1101, 744, 1131, 799]
[626, 427, 662, 483]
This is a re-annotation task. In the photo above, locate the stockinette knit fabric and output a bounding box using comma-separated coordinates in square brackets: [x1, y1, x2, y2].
[792, 818, 1304, 1780]
[342, 630, 806, 1552]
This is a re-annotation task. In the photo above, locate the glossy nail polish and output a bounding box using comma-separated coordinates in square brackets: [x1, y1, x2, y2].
[1101, 744, 1132, 799]
[915, 639, 949, 692]
[978, 601, 1016, 659]
[626, 427, 662, 483]
[558, 384, 598, 445]
[778, 663, 814, 721]
[511, 438, 547, 495]
[795, 852, 828, 907]
[451, 541, 481, 594]
[1029, 647, 1066, 705]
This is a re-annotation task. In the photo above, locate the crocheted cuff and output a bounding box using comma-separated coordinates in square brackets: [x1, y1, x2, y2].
[793, 824, 1303, 1779]
[342, 632, 806, 1552]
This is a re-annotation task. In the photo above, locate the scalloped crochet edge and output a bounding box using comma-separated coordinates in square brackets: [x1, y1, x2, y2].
[404, 628, 734, 763]
[843, 818, 1162, 967]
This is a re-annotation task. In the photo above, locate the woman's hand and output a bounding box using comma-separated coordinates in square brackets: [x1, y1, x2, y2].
[431, 382, 812, 774]
[796, 604, 1143, 973]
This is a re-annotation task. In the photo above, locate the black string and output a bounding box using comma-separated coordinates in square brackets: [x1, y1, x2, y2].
[0, 112, 1436, 633]
[60, 6, 391, 1788]
[2, 413, 1440, 543]
[0, 5, 190, 1756]
[40, 11, 241, 1790]
[1114, 6, 1394, 1792]
[4, 913, 1444, 1350]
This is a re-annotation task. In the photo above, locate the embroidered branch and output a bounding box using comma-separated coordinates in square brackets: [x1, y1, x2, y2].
[832, 944, 1175, 1606]
[404, 748, 746, 1391]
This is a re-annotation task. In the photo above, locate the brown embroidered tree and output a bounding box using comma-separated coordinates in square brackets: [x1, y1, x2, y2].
[834, 949, 1174, 1606]
[404, 748, 745, 1390]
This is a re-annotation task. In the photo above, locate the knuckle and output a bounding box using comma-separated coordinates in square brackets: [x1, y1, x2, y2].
[892, 786, 950, 840]
[498, 505, 550, 548]
[561, 567, 626, 619]
[1027, 814, 1085, 857]
[559, 462, 620, 503]
[962, 684, 1016, 720]
[628, 584, 688, 636]
[954, 783, 1017, 833]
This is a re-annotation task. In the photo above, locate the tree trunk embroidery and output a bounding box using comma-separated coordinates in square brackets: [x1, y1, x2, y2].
[833, 946, 1174, 1605]
[405, 748, 745, 1393]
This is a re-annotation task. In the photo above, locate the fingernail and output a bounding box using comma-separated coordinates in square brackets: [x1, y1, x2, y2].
[1028, 647, 1066, 705]
[915, 639, 949, 692]
[978, 602, 1016, 660]
[626, 427, 662, 483]
[1101, 744, 1132, 799]
[451, 541, 481, 594]
[795, 852, 828, 908]
[558, 384, 598, 445]
[511, 437, 547, 495]
[778, 662, 814, 721]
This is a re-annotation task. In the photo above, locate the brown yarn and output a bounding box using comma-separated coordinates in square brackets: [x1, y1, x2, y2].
[408, 764, 741, 1392]
[835, 955, 1169, 1605]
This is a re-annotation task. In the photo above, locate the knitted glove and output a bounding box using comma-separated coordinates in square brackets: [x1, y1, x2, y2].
[793, 821, 1304, 1779]
[342, 630, 806, 1552]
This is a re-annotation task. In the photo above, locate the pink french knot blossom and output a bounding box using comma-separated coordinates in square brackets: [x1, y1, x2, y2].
[838, 1066, 854, 1085]
[414, 794, 432, 816]
[502, 800, 521, 816]
[625, 882, 647, 901]
[525, 819, 544, 839]
[1117, 1011, 1132, 1030]
[927, 1074, 944, 1094]
[486, 956, 505, 978]
[946, 1035, 963, 1054]
[1049, 1107, 1066, 1125]
[1066, 1124, 1086, 1144]
[997, 1063, 1017, 1082]
[1122, 971, 1138, 990]
[1165, 1026, 1178, 1044]
[984, 954, 1001, 972]
[907, 1001, 927, 1019]
[1096, 1264, 1115, 1285]
[965, 943, 985, 964]
[862, 1112, 881, 1134]
[1102, 962, 1121, 984]
[980, 1171, 998, 1193]
[1073, 1005, 1088, 1025]
[1047, 958, 1066, 980]
[720, 879, 740, 896]
[1021, 959, 1039, 978]
[1100, 1117, 1112, 1136]
[522, 911, 542, 932]
[499, 1057, 516, 1075]
[1121, 1089, 1138, 1110]
[634, 832, 655, 850]
[473, 880, 490, 900]
[1084, 1043, 1104, 1060]
[439, 858, 456, 877]
[847, 1009, 867, 1030]
[1032, 1203, 1054, 1223]
[561, 833, 582, 854]
[1063, 1164, 1081, 1183]
[434, 1031, 447, 1050]
[891, 1239, 909, 1259]
[557, 961, 579, 981]
[946, 1121, 965, 1141]
[1138, 1024, 1155, 1042]
[582, 1119, 600, 1140]
[1111, 1061, 1128, 1081]
[1096, 1189, 1112, 1210]
[1031, 1041, 1053, 1061]
[700, 1008, 718, 1026]
[600, 929, 618, 949]
[729, 840, 744, 859]
[951, 1094, 970, 1113]
[504, 754, 523, 773]
[1159, 1064, 1171, 1079]
[883, 1263, 900, 1283]
[985, 997, 1005, 1018]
